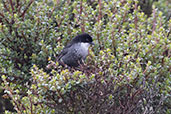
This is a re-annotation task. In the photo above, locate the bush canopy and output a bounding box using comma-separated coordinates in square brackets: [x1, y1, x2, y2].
[0, 0, 170, 114]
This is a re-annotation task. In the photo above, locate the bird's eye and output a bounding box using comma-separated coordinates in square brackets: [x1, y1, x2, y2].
[86, 38, 89, 42]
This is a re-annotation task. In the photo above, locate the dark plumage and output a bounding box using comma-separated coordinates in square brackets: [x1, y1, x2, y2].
[57, 33, 94, 67]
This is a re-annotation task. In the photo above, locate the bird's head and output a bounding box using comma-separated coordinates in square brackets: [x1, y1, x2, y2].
[71, 33, 94, 45]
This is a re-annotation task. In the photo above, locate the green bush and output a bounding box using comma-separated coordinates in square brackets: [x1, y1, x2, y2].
[0, 0, 170, 113]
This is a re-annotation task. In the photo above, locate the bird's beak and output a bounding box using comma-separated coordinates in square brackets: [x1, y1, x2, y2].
[90, 42, 95, 45]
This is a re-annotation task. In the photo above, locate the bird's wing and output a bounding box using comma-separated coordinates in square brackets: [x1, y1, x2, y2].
[57, 43, 72, 61]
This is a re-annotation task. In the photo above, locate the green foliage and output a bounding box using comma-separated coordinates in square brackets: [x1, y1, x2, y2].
[0, 0, 59, 83]
[0, 0, 170, 113]
[154, 0, 171, 20]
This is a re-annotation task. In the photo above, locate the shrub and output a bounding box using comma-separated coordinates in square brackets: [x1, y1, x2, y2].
[0, 0, 170, 113]
[0, 0, 59, 112]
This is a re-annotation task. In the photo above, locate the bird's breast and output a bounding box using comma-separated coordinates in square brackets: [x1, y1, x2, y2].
[78, 43, 90, 57]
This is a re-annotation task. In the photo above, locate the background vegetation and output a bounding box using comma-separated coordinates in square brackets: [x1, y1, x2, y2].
[0, 0, 170, 114]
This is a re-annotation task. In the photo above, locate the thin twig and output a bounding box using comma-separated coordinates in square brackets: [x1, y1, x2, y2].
[20, 0, 34, 18]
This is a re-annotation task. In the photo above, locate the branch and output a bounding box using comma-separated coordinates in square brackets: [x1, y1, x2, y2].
[20, 0, 34, 18]
[9, 0, 14, 13]
[2, 0, 9, 12]
[0, 12, 10, 24]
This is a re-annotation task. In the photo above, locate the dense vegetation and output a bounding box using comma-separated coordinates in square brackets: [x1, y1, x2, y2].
[0, 0, 170, 114]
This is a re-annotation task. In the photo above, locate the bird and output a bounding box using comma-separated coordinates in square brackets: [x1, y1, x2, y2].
[57, 33, 94, 67]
